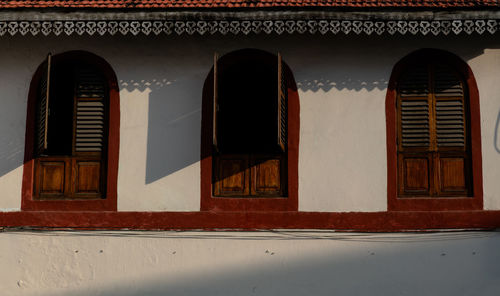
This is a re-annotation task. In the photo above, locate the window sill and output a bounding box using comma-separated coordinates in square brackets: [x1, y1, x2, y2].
[388, 196, 482, 211]
[21, 197, 116, 211]
[202, 196, 297, 212]
[0, 210, 498, 231]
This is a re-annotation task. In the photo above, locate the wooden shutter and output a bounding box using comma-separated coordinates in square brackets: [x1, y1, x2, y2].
[397, 62, 470, 197]
[213, 52, 219, 152]
[398, 65, 430, 148]
[250, 155, 284, 196]
[214, 155, 250, 196]
[74, 67, 106, 153]
[434, 65, 466, 148]
[277, 52, 287, 152]
[397, 65, 432, 196]
[433, 64, 469, 195]
[36, 53, 52, 155]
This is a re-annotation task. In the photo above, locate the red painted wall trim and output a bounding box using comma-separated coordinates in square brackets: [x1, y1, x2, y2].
[386, 49, 483, 212]
[200, 50, 299, 212]
[21, 51, 120, 211]
[1, 211, 499, 231]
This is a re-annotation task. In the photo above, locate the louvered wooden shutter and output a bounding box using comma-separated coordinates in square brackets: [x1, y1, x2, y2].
[213, 52, 219, 152]
[397, 62, 470, 197]
[398, 65, 430, 148]
[35, 53, 52, 155]
[434, 65, 466, 148]
[277, 52, 287, 152]
[74, 68, 106, 153]
[397, 65, 433, 196]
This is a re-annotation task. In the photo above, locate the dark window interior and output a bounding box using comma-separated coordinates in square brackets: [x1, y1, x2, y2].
[37, 62, 106, 156]
[218, 55, 279, 154]
[43, 62, 75, 155]
[213, 49, 287, 198]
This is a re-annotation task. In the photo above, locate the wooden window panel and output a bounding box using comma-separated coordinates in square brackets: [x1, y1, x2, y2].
[214, 154, 286, 198]
[396, 60, 471, 199]
[437, 153, 470, 196]
[398, 154, 432, 196]
[201, 49, 298, 211]
[277, 52, 286, 152]
[212, 50, 287, 198]
[22, 51, 119, 211]
[35, 54, 51, 155]
[388, 49, 482, 212]
[73, 158, 104, 198]
[214, 155, 250, 197]
[435, 97, 466, 150]
[32, 56, 109, 201]
[35, 158, 69, 199]
[213, 52, 219, 152]
[251, 155, 285, 197]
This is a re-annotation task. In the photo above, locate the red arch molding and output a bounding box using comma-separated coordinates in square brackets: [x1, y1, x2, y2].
[21, 50, 120, 211]
[386, 48, 483, 211]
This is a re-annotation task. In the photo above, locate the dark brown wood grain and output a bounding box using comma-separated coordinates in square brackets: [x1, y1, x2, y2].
[74, 160, 102, 196]
[36, 160, 66, 198]
[396, 53, 472, 198]
[214, 155, 250, 196]
[251, 155, 283, 196]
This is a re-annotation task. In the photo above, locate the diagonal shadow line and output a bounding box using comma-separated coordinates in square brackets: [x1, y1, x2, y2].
[495, 110, 500, 154]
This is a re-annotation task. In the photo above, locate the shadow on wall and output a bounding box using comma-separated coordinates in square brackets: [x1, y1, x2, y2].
[119, 74, 202, 184]
[289, 34, 496, 93]
[0, 131, 24, 176]
[0, 67, 30, 179]
[115, 50, 394, 184]
[294, 56, 390, 92]
[495, 110, 500, 154]
[297, 77, 388, 92]
[34, 231, 500, 296]
[4, 33, 494, 184]
[113, 38, 493, 184]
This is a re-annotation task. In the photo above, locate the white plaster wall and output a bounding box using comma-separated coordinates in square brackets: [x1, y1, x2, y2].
[290, 36, 392, 212]
[0, 38, 40, 211]
[0, 34, 499, 211]
[467, 49, 500, 210]
[292, 34, 500, 211]
[1, 230, 499, 296]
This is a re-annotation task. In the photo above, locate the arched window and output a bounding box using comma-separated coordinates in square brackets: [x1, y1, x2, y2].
[201, 49, 299, 211]
[386, 49, 483, 211]
[22, 51, 119, 211]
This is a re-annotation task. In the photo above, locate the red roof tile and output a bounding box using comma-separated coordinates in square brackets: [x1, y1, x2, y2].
[1, 1, 499, 9]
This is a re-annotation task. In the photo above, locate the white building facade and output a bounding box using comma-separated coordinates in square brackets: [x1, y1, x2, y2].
[0, 2, 500, 294]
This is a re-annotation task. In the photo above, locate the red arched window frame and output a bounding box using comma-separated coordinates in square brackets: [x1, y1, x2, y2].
[201, 49, 299, 212]
[386, 49, 483, 211]
[21, 51, 120, 211]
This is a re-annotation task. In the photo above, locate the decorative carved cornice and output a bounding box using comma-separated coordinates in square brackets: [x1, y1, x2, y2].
[0, 19, 498, 36]
[1, 11, 499, 36]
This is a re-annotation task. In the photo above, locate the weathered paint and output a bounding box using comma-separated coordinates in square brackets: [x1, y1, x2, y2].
[1, 230, 499, 296]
